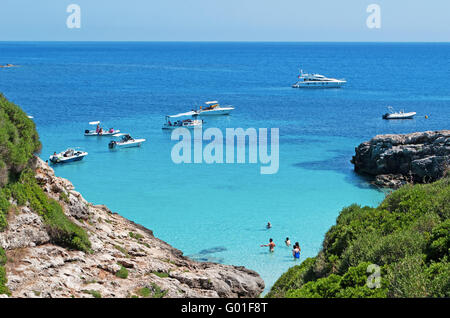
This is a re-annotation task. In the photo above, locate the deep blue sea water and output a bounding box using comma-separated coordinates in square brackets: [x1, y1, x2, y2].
[1, 42, 449, 293]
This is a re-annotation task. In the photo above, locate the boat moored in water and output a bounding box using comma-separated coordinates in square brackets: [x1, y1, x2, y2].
[197, 101, 234, 116]
[162, 111, 203, 129]
[382, 106, 416, 120]
[108, 133, 146, 149]
[292, 70, 346, 88]
[85, 121, 120, 136]
[49, 148, 88, 164]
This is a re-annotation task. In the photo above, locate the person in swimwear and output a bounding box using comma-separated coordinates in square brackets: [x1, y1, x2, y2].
[292, 242, 301, 259]
[261, 238, 275, 252]
[285, 237, 291, 247]
[266, 222, 272, 229]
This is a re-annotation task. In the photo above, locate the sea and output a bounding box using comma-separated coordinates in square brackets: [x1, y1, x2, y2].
[1, 42, 449, 293]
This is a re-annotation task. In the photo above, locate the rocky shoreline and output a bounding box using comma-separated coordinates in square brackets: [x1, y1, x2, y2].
[0, 158, 264, 298]
[351, 130, 450, 188]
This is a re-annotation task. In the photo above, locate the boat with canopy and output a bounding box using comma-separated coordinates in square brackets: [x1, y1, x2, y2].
[162, 111, 203, 129]
[85, 121, 120, 136]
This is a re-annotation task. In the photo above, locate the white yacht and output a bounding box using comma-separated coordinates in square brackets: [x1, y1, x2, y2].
[292, 70, 346, 88]
[197, 101, 234, 116]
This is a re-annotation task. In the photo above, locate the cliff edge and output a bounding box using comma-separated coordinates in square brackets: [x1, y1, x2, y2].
[351, 130, 450, 188]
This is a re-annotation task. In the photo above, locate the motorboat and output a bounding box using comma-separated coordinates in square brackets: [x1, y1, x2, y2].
[382, 106, 416, 120]
[197, 101, 234, 116]
[162, 111, 203, 129]
[85, 121, 120, 136]
[108, 133, 146, 149]
[49, 148, 88, 164]
[292, 70, 346, 88]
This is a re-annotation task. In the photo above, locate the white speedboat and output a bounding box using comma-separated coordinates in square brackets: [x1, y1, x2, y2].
[162, 111, 203, 129]
[85, 121, 120, 136]
[197, 101, 234, 116]
[49, 148, 88, 164]
[292, 70, 346, 88]
[382, 106, 416, 120]
[108, 133, 146, 149]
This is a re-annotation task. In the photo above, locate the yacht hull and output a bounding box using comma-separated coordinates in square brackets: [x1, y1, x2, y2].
[198, 108, 233, 116]
[292, 81, 346, 88]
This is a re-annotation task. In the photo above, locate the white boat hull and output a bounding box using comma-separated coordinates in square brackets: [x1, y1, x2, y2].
[49, 151, 88, 164]
[85, 130, 120, 136]
[198, 107, 233, 116]
[109, 139, 146, 148]
[292, 81, 346, 88]
[383, 112, 416, 120]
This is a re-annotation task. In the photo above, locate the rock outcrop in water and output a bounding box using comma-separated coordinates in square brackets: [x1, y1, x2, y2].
[351, 130, 450, 188]
[0, 158, 264, 298]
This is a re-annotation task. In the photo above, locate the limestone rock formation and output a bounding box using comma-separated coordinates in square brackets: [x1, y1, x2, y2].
[351, 130, 450, 188]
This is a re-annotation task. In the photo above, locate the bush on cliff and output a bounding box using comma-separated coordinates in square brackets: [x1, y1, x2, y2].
[0, 93, 41, 184]
[1, 94, 91, 252]
[267, 178, 450, 298]
[4, 169, 91, 253]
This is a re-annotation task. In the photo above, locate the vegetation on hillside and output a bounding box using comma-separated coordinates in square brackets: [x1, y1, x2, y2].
[267, 178, 450, 298]
[0, 93, 91, 295]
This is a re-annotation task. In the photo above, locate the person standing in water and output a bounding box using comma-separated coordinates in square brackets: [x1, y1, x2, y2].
[285, 237, 291, 247]
[292, 242, 301, 259]
[261, 238, 276, 252]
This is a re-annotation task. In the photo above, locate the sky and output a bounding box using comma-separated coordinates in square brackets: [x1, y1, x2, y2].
[0, 0, 448, 41]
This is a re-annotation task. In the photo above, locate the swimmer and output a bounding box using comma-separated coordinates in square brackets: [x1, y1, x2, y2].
[285, 237, 291, 247]
[261, 238, 276, 252]
[266, 222, 272, 229]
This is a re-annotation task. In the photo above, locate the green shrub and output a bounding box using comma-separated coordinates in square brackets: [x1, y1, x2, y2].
[0, 247, 9, 295]
[5, 170, 91, 253]
[82, 289, 101, 298]
[137, 287, 151, 297]
[115, 265, 129, 279]
[268, 177, 450, 298]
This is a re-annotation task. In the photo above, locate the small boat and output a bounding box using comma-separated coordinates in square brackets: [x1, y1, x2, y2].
[292, 69, 346, 88]
[108, 133, 146, 149]
[382, 106, 416, 120]
[197, 101, 234, 116]
[85, 121, 120, 136]
[162, 111, 203, 129]
[49, 148, 88, 164]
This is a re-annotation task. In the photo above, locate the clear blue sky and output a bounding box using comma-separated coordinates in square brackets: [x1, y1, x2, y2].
[0, 0, 448, 41]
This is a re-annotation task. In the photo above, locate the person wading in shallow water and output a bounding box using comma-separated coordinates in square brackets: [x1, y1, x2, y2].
[292, 242, 301, 259]
[285, 237, 291, 247]
[261, 238, 276, 252]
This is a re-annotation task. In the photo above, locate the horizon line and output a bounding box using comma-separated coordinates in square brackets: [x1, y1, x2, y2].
[0, 40, 449, 43]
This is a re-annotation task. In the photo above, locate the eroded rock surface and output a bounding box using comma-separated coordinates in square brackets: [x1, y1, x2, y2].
[351, 130, 450, 188]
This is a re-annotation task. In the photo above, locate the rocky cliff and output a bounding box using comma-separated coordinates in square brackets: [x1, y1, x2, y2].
[351, 130, 450, 188]
[0, 158, 264, 298]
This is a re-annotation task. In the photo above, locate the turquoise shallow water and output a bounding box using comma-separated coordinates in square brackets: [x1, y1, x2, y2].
[1, 42, 449, 292]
